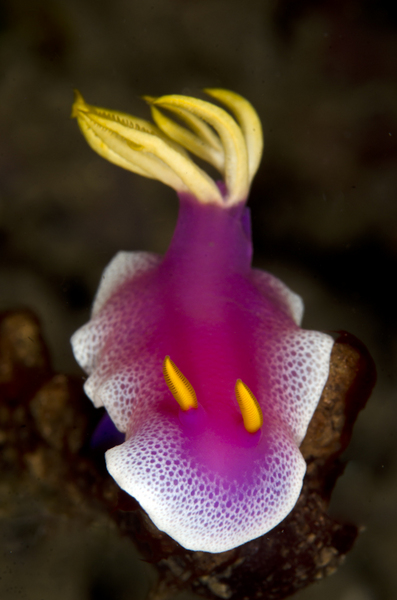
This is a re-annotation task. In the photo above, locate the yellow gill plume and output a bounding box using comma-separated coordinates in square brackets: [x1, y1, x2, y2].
[71, 89, 263, 206]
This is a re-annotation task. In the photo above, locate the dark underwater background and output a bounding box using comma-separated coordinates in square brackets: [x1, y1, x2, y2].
[0, 0, 396, 598]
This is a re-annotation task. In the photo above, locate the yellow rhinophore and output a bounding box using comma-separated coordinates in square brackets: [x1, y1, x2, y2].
[235, 379, 263, 434]
[163, 356, 198, 411]
[71, 88, 263, 207]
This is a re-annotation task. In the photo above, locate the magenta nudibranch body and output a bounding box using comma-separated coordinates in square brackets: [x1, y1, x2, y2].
[71, 89, 334, 553]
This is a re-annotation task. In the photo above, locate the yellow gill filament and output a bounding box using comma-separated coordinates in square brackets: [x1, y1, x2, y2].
[144, 96, 223, 153]
[76, 107, 178, 184]
[153, 94, 249, 205]
[204, 88, 263, 181]
[163, 356, 198, 411]
[147, 103, 225, 173]
[72, 91, 222, 205]
[235, 379, 263, 434]
[72, 91, 182, 186]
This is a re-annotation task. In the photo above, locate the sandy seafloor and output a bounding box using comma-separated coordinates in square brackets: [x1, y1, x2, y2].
[1, 1, 397, 598]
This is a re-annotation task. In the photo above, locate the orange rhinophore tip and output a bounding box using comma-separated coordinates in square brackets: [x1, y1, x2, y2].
[235, 379, 263, 433]
[163, 356, 198, 411]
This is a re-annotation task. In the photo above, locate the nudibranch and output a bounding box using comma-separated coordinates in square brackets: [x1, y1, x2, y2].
[71, 89, 334, 553]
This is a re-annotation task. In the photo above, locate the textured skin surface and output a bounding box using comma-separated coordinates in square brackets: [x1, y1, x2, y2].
[71, 194, 334, 552]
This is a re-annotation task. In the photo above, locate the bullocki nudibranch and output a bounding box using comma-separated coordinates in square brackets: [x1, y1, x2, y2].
[71, 89, 334, 553]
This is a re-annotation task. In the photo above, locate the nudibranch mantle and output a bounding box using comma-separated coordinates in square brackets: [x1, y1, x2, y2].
[71, 89, 334, 553]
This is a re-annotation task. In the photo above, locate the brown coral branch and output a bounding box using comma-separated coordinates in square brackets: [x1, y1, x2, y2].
[0, 311, 376, 600]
